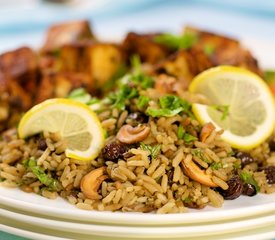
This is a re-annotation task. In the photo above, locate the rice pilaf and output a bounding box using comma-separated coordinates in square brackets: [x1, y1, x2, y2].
[0, 73, 274, 213]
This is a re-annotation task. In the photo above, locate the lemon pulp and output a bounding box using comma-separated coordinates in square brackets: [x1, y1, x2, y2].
[18, 98, 105, 161]
[189, 66, 275, 150]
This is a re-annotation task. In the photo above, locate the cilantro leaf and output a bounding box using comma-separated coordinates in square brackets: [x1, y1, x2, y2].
[146, 95, 191, 118]
[183, 133, 198, 144]
[211, 162, 223, 170]
[177, 125, 185, 140]
[137, 95, 150, 109]
[24, 158, 62, 192]
[154, 32, 198, 50]
[191, 148, 210, 163]
[68, 88, 99, 105]
[109, 85, 138, 110]
[239, 171, 260, 193]
[140, 143, 161, 159]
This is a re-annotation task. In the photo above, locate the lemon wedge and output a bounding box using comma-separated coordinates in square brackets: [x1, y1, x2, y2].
[18, 98, 105, 161]
[189, 66, 275, 150]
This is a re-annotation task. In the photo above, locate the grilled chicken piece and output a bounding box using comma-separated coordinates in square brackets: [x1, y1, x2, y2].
[36, 71, 91, 103]
[59, 42, 124, 92]
[0, 47, 38, 131]
[0, 47, 38, 110]
[41, 20, 95, 53]
[184, 26, 263, 76]
[155, 26, 262, 88]
[122, 32, 171, 64]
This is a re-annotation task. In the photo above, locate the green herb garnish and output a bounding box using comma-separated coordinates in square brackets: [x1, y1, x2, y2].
[68, 88, 99, 105]
[137, 95, 150, 109]
[191, 148, 210, 163]
[154, 32, 198, 50]
[146, 95, 191, 117]
[210, 162, 223, 170]
[239, 171, 260, 193]
[140, 143, 161, 159]
[24, 158, 62, 192]
[177, 125, 185, 140]
[183, 133, 198, 144]
[108, 85, 138, 110]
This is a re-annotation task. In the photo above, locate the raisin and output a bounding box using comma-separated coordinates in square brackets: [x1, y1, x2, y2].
[269, 139, 275, 151]
[258, 166, 275, 184]
[38, 138, 47, 151]
[218, 175, 243, 200]
[235, 151, 254, 167]
[126, 112, 148, 126]
[242, 183, 257, 196]
[102, 141, 128, 162]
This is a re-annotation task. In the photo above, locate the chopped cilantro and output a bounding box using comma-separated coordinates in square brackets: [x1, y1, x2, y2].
[203, 44, 215, 56]
[137, 95, 150, 109]
[24, 158, 62, 192]
[131, 74, 154, 89]
[109, 85, 138, 110]
[140, 142, 161, 159]
[154, 32, 198, 50]
[68, 88, 99, 105]
[239, 171, 260, 193]
[191, 148, 210, 163]
[146, 95, 191, 117]
[211, 105, 230, 120]
[233, 161, 241, 170]
[183, 133, 198, 144]
[210, 162, 223, 170]
[177, 125, 185, 140]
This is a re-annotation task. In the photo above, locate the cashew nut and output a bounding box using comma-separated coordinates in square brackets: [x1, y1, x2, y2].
[200, 122, 215, 142]
[116, 124, 150, 144]
[181, 156, 217, 187]
[80, 167, 108, 200]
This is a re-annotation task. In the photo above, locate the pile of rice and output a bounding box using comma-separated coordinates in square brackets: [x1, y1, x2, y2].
[0, 86, 275, 214]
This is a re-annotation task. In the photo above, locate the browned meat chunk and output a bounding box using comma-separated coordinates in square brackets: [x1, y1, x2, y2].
[41, 20, 95, 53]
[122, 32, 171, 64]
[0, 47, 38, 109]
[154, 26, 262, 88]
[36, 71, 91, 103]
[58, 42, 124, 93]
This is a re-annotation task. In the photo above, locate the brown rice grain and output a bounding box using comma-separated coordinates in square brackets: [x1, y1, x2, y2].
[207, 189, 223, 207]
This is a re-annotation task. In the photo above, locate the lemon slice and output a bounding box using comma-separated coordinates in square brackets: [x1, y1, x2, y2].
[18, 98, 105, 161]
[189, 66, 275, 150]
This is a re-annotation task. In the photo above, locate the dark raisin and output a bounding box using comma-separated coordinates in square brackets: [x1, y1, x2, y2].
[269, 139, 275, 151]
[235, 151, 254, 167]
[38, 138, 47, 150]
[258, 166, 275, 184]
[126, 112, 149, 126]
[242, 183, 257, 196]
[102, 141, 128, 162]
[218, 175, 243, 200]
[167, 170, 174, 185]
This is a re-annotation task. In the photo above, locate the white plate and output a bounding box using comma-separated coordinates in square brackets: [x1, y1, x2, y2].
[1, 187, 275, 225]
[1, 203, 275, 238]
[1, 212, 275, 240]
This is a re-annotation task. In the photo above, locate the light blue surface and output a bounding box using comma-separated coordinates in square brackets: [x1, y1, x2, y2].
[1, 1, 275, 239]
